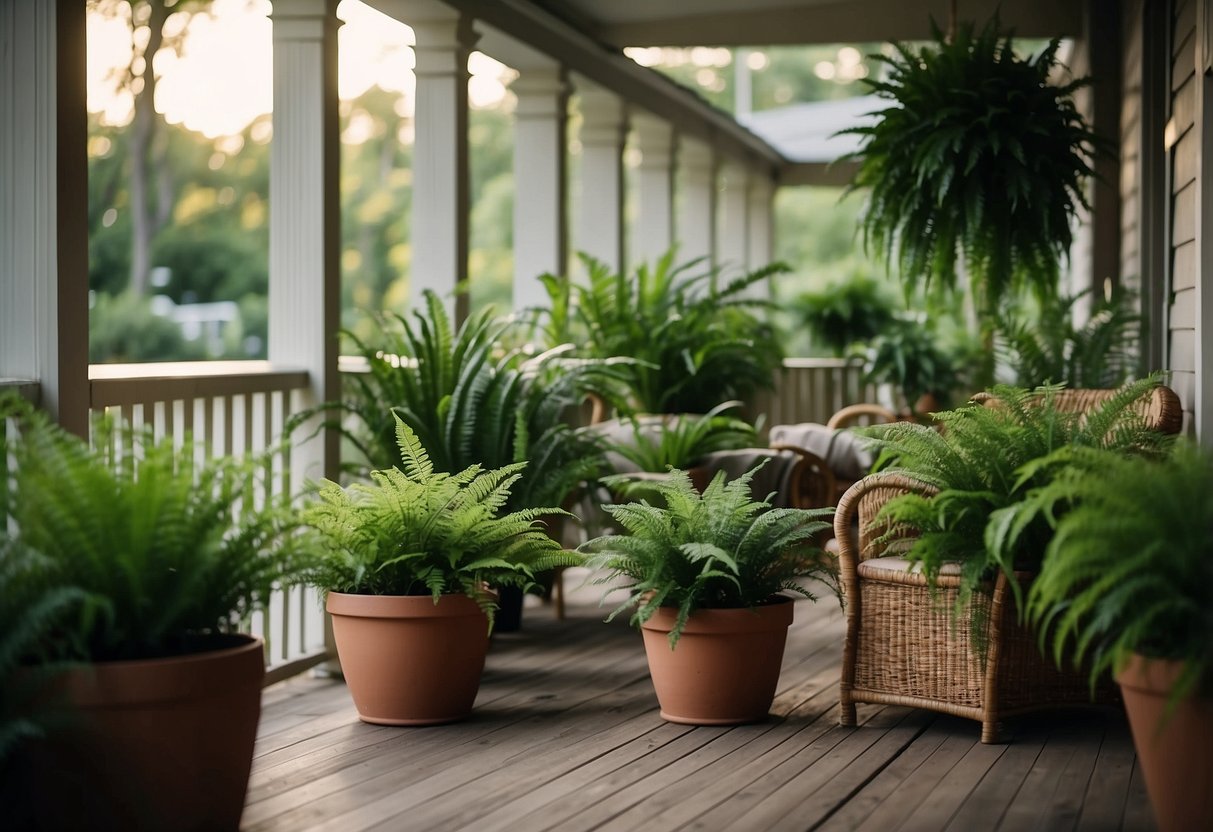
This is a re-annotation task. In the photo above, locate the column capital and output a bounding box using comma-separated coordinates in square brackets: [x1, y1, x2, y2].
[412, 15, 480, 77]
[632, 113, 675, 170]
[511, 67, 570, 120]
[577, 84, 628, 144]
[270, 0, 340, 40]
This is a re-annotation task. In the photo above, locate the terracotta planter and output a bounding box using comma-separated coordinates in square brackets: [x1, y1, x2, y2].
[327, 592, 491, 725]
[640, 597, 794, 725]
[14, 634, 264, 831]
[1116, 654, 1213, 832]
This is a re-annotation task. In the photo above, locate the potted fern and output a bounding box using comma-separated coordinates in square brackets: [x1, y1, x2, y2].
[862, 379, 1174, 647]
[322, 290, 611, 629]
[0, 393, 303, 831]
[1024, 443, 1212, 832]
[302, 414, 579, 725]
[581, 465, 837, 725]
[538, 250, 786, 415]
[597, 400, 758, 489]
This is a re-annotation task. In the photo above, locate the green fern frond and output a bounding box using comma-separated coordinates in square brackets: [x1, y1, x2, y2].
[582, 462, 838, 647]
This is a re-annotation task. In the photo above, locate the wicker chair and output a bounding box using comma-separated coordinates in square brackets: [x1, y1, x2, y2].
[826, 403, 898, 431]
[835, 384, 1183, 743]
[971, 385, 1184, 434]
[835, 473, 1123, 743]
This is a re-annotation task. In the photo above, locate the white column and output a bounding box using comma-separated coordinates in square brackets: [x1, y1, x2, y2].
[575, 85, 628, 273]
[409, 11, 478, 324]
[676, 137, 716, 268]
[717, 160, 749, 273]
[269, 0, 340, 483]
[631, 113, 676, 266]
[511, 66, 569, 310]
[747, 171, 775, 269]
[0, 0, 88, 433]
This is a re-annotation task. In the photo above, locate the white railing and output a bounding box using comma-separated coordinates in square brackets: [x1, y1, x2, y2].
[754, 357, 881, 429]
[89, 361, 331, 686]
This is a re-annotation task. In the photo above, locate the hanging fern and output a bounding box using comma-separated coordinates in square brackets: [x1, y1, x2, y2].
[302, 414, 580, 616]
[1025, 443, 1213, 703]
[0, 394, 305, 662]
[839, 17, 1103, 316]
[580, 464, 837, 647]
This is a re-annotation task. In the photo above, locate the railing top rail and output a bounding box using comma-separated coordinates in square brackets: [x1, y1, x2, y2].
[89, 361, 309, 408]
[781, 357, 867, 370]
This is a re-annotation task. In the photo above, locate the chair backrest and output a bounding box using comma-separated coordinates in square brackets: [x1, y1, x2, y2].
[826, 403, 898, 431]
[970, 385, 1183, 435]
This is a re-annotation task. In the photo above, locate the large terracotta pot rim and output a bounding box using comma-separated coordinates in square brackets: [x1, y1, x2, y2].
[640, 595, 794, 636]
[326, 590, 492, 619]
[62, 634, 264, 707]
[1115, 652, 1191, 695]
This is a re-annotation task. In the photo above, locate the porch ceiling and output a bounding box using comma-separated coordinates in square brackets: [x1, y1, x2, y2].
[528, 0, 1086, 46]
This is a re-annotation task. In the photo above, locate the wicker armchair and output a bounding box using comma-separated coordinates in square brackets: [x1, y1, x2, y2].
[834, 473, 1124, 743]
[835, 384, 1183, 743]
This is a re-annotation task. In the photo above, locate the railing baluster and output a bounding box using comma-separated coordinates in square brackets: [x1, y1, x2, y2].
[87, 363, 326, 684]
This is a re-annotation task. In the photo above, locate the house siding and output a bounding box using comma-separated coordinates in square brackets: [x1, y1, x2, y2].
[1170, 0, 1197, 434]
[1120, 5, 1142, 295]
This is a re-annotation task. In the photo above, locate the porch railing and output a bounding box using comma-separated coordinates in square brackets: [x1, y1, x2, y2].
[754, 357, 879, 429]
[88, 361, 331, 685]
[6, 356, 874, 686]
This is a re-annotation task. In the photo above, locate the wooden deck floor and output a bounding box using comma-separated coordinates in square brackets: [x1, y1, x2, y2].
[246, 583, 1156, 832]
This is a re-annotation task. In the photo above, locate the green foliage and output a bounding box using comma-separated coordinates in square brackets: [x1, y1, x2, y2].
[88, 291, 206, 363]
[792, 273, 897, 356]
[302, 414, 579, 614]
[862, 316, 961, 408]
[0, 394, 304, 662]
[1025, 443, 1213, 702]
[538, 251, 786, 414]
[998, 289, 1140, 389]
[328, 290, 613, 512]
[581, 465, 837, 647]
[605, 402, 758, 473]
[840, 18, 1102, 316]
[0, 540, 93, 766]
[862, 380, 1174, 646]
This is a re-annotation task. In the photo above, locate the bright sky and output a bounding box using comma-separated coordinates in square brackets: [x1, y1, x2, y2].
[87, 0, 514, 139]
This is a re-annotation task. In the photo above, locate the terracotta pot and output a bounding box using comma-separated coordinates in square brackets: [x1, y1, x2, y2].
[14, 634, 264, 831]
[1116, 654, 1213, 832]
[640, 597, 794, 725]
[327, 592, 491, 725]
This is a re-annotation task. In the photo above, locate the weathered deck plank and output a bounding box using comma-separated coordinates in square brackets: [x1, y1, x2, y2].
[244, 596, 1156, 832]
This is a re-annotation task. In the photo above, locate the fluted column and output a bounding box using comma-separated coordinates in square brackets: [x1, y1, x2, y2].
[632, 113, 675, 265]
[268, 0, 340, 483]
[0, 0, 88, 433]
[511, 66, 569, 309]
[575, 84, 628, 273]
[717, 160, 749, 273]
[676, 137, 716, 268]
[409, 11, 479, 323]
